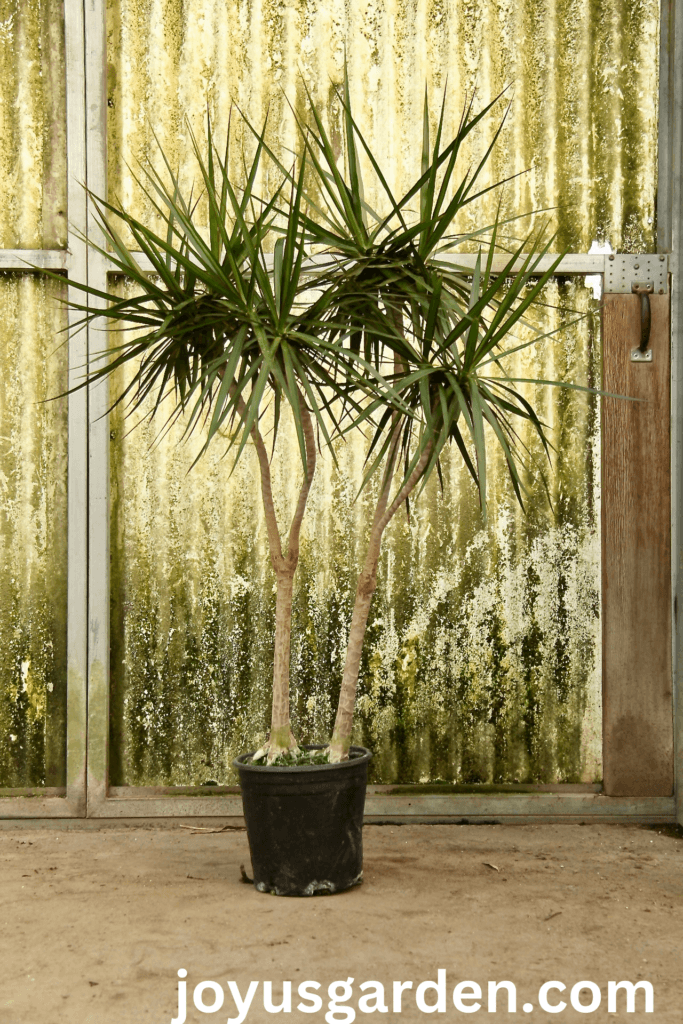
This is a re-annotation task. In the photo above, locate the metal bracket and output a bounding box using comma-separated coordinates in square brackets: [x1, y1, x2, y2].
[604, 253, 668, 294]
[603, 255, 665, 364]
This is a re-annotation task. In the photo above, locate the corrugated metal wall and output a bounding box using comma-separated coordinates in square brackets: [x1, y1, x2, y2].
[0, 0, 661, 786]
[0, 0, 66, 248]
[108, 278, 601, 786]
[0, 0, 67, 787]
[0, 274, 68, 787]
[107, 0, 659, 254]
[103, 0, 660, 786]
[104, 0, 658, 785]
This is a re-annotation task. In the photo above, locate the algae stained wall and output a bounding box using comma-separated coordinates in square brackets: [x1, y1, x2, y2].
[109, 278, 601, 788]
[0, 274, 68, 787]
[102, 0, 659, 785]
[0, 0, 66, 249]
[106, 0, 659, 254]
[0, 0, 68, 788]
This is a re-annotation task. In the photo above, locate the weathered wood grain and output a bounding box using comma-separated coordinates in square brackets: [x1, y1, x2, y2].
[602, 293, 673, 796]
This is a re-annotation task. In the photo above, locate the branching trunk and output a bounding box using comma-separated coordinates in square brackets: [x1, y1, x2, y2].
[328, 435, 433, 761]
[329, 323, 433, 762]
[228, 382, 316, 763]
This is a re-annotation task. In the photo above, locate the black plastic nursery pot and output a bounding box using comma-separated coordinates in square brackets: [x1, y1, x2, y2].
[234, 745, 372, 897]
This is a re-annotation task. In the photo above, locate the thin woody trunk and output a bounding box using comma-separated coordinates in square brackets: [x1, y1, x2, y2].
[328, 437, 433, 761]
[329, 321, 433, 762]
[269, 568, 296, 750]
[228, 381, 316, 762]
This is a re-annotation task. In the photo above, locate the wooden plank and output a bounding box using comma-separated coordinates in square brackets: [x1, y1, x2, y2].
[602, 293, 674, 796]
[666, 0, 683, 829]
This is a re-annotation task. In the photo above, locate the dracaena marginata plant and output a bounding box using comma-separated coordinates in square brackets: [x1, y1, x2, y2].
[259, 78, 593, 762]
[51, 81, 592, 769]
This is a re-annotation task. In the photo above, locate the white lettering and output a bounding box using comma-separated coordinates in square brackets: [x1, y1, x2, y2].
[193, 981, 224, 1014]
[171, 969, 187, 1024]
[227, 980, 259, 1024]
[416, 970, 446, 1013]
[488, 981, 516, 1013]
[608, 980, 654, 1013]
[538, 982, 566, 1013]
[358, 981, 388, 1013]
[570, 981, 600, 1013]
[452, 981, 481, 1013]
[264, 981, 292, 1013]
[326, 978, 355, 1024]
[392, 981, 413, 1012]
[297, 981, 323, 1014]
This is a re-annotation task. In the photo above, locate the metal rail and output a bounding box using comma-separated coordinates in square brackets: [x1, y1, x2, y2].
[0, 249, 610, 275]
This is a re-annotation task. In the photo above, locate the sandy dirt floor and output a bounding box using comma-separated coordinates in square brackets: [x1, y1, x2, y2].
[1, 822, 682, 1023]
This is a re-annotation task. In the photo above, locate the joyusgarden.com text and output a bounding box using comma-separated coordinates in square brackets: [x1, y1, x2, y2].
[170, 969, 654, 1019]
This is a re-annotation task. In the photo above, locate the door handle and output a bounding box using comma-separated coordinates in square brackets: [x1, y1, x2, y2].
[631, 282, 654, 362]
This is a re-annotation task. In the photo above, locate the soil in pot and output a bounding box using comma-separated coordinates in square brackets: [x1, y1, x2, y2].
[234, 745, 372, 897]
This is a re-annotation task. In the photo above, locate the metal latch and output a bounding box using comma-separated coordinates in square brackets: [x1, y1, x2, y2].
[603, 254, 668, 364]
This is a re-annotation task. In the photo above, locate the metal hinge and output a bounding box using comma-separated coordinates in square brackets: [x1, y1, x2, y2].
[603, 254, 668, 362]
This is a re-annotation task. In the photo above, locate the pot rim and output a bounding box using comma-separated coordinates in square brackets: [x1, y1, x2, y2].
[233, 743, 372, 774]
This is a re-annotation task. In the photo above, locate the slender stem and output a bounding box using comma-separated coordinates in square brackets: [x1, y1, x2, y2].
[267, 390, 316, 750]
[329, 319, 433, 762]
[226, 377, 316, 758]
[250, 424, 285, 569]
[286, 389, 317, 566]
[269, 568, 295, 747]
[328, 437, 433, 761]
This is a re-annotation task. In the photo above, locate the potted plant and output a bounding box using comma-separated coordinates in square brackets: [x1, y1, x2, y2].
[52, 80, 588, 895]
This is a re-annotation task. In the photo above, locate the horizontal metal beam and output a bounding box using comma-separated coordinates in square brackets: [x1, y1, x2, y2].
[364, 793, 675, 818]
[126, 251, 607, 276]
[0, 249, 69, 271]
[85, 790, 676, 821]
[437, 253, 607, 275]
[0, 795, 83, 818]
[0, 249, 618, 278]
[0, 788, 66, 798]
[107, 783, 602, 796]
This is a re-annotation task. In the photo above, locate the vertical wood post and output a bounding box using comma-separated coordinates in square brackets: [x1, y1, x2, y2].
[602, 293, 673, 796]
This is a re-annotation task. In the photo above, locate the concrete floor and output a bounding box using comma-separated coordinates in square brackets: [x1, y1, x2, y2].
[1, 821, 682, 1023]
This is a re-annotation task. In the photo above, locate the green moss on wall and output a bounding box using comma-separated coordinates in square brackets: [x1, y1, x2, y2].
[109, 279, 601, 786]
[0, 274, 68, 786]
[0, 0, 66, 248]
[106, 0, 659, 253]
